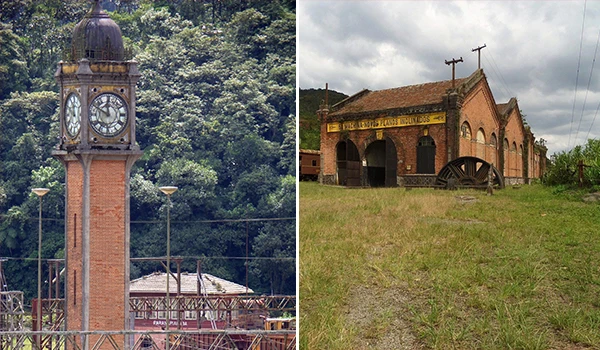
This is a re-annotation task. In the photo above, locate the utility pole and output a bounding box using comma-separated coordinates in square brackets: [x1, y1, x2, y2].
[471, 44, 487, 69]
[445, 57, 463, 88]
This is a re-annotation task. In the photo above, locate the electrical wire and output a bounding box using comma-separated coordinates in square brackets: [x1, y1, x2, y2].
[482, 53, 511, 101]
[0, 215, 295, 224]
[584, 100, 600, 140]
[485, 49, 513, 99]
[131, 217, 295, 224]
[0, 256, 295, 262]
[575, 28, 600, 146]
[569, 0, 588, 149]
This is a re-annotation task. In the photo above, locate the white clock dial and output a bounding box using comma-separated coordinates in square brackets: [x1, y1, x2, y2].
[89, 93, 128, 137]
[65, 93, 81, 137]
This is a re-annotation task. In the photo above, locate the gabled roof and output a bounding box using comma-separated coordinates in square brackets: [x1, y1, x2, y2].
[329, 78, 468, 117]
[130, 272, 252, 295]
[496, 103, 510, 115]
[497, 97, 527, 136]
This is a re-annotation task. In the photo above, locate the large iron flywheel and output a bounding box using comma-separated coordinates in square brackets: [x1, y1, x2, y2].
[435, 156, 505, 189]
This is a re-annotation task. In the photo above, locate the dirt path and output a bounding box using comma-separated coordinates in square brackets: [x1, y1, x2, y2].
[345, 285, 423, 349]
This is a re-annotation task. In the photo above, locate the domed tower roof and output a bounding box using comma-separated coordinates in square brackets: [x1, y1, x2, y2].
[71, 0, 124, 61]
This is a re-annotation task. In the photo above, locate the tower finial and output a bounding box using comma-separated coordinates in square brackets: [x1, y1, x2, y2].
[91, 0, 102, 14]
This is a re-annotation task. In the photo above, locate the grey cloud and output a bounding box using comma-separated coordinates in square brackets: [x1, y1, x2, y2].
[298, 1, 600, 154]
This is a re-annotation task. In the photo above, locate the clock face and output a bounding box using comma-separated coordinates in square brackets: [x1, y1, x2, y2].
[65, 93, 81, 137]
[89, 93, 128, 137]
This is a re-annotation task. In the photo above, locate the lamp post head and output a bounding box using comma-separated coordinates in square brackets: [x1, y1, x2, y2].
[32, 188, 50, 197]
[159, 186, 178, 196]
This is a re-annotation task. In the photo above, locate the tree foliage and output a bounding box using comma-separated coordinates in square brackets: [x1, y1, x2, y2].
[298, 88, 347, 150]
[543, 139, 600, 189]
[0, 0, 296, 299]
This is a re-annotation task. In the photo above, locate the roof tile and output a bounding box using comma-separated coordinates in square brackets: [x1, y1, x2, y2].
[330, 78, 468, 116]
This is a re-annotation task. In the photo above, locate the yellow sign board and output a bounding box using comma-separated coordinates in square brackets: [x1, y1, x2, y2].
[327, 111, 446, 133]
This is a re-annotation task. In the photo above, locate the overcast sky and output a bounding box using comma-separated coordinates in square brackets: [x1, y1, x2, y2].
[298, 0, 600, 155]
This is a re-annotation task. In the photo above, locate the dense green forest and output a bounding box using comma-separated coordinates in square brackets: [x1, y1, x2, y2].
[0, 0, 296, 302]
[298, 88, 346, 150]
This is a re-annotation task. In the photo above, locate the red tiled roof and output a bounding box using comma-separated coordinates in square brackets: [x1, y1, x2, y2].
[330, 78, 468, 116]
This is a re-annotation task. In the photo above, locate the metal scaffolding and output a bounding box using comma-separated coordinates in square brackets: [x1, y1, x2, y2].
[0, 291, 24, 332]
[0, 259, 24, 333]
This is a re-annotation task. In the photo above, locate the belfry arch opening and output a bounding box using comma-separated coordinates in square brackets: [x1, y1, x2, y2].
[336, 140, 360, 186]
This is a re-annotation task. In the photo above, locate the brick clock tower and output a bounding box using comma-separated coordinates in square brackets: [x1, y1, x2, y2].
[52, 1, 141, 347]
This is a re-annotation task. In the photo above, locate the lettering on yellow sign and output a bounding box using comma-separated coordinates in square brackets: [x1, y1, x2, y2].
[327, 112, 446, 132]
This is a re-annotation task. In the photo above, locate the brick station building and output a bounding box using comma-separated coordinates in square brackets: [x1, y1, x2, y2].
[318, 69, 547, 187]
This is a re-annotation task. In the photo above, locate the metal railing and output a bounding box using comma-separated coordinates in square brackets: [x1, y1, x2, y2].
[130, 295, 296, 313]
[0, 330, 296, 350]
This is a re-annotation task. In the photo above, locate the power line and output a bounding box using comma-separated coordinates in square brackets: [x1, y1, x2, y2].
[569, 0, 588, 149]
[0, 215, 295, 224]
[0, 256, 295, 262]
[131, 217, 295, 224]
[485, 49, 513, 98]
[575, 28, 600, 146]
[585, 100, 600, 141]
[482, 53, 511, 101]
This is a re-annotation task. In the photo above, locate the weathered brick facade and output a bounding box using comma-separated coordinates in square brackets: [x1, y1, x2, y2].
[65, 161, 83, 331]
[319, 69, 547, 187]
[88, 160, 126, 331]
[62, 156, 131, 348]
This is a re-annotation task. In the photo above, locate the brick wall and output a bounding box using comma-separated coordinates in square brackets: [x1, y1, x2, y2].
[66, 158, 127, 349]
[320, 115, 337, 176]
[320, 116, 450, 184]
[504, 108, 525, 177]
[459, 80, 501, 166]
[89, 160, 126, 331]
[66, 160, 83, 331]
[318, 73, 544, 186]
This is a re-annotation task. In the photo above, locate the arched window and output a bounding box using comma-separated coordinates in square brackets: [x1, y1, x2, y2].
[490, 133, 497, 148]
[461, 122, 472, 139]
[503, 139, 509, 150]
[519, 144, 523, 155]
[511, 142, 517, 152]
[476, 129, 485, 144]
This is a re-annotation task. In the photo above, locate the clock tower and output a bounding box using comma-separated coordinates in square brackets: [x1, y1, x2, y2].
[53, 1, 141, 347]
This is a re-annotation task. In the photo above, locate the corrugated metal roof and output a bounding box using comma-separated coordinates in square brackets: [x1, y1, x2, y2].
[130, 272, 253, 295]
[330, 78, 468, 116]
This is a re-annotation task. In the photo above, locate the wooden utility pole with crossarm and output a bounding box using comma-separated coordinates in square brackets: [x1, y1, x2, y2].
[445, 57, 463, 88]
[471, 44, 487, 69]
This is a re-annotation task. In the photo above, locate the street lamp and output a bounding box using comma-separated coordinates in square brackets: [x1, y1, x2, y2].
[159, 186, 177, 350]
[32, 188, 49, 343]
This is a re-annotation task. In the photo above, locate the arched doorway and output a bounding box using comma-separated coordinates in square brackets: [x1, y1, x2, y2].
[336, 140, 360, 186]
[365, 138, 397, 187]
[417, 136, 436, 174]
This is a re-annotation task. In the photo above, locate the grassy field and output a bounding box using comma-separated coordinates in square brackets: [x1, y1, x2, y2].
[299, 182, 600, 349]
